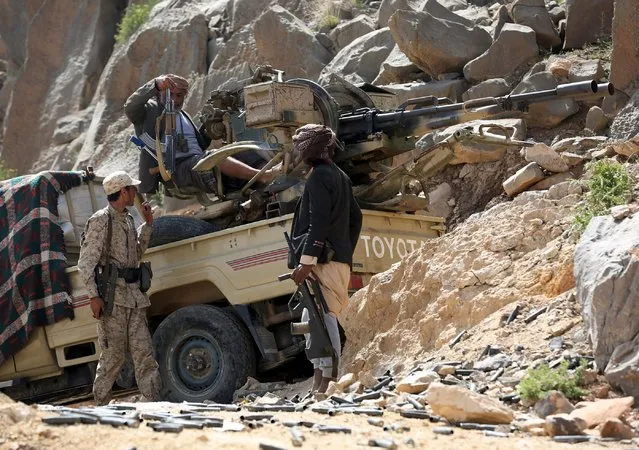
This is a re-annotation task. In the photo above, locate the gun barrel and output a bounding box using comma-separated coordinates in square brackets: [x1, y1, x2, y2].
[337, 80, 615, 141]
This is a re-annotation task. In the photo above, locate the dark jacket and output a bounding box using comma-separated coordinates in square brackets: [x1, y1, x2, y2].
[289, 161, 363, 268]
[123, 79, 211, 194]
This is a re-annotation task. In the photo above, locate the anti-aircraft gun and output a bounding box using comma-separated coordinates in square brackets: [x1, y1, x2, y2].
[189, 67, 614, 226]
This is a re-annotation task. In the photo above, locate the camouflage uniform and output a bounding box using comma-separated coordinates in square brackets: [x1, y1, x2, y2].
[78, 204, 161, 405]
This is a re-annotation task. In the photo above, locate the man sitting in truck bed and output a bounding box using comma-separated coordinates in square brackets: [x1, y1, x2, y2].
[124, 73, 278, 196]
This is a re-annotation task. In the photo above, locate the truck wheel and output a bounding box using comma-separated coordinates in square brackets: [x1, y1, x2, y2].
[152, 305, 255, 403]
[149, 216, 219, 248]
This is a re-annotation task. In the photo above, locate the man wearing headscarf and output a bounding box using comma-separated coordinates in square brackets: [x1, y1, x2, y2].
[124, 74, 277, 195]
[288, 124, 363, 394]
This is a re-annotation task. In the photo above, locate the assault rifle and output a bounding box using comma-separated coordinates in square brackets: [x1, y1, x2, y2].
[278, 232, 338, 378]
[155, 87, 177, 181]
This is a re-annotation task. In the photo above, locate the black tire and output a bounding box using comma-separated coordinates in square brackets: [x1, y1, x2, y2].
[152, 305, 256, 403]
[149, 216, 219, 248]
[220, 306, 257, 388]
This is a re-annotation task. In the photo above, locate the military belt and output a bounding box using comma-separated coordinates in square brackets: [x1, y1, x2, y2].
[117, 267, 141, 283]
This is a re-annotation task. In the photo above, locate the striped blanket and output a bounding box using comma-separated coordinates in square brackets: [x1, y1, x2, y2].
[0, 171, 83, 366]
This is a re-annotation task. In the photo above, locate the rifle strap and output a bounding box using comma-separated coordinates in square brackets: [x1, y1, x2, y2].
[99, 213, 113, 266]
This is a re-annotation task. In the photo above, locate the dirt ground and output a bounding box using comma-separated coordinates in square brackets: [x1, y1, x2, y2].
[0, 382, 629, 450]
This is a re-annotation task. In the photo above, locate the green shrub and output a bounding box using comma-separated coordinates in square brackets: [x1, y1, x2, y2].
[115, 0, 159, 44]
[0, 160, 16, 181]
[518, 360, 588, 401]
[573, 159, 632, 234]
[320, 14, 340, 29]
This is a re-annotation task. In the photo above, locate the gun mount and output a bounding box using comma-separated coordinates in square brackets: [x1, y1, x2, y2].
[170, 69, 614, 226]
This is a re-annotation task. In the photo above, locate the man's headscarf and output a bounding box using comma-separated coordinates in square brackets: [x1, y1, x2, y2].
[292, 124, 337, 165]
[166, 74, 189, 93]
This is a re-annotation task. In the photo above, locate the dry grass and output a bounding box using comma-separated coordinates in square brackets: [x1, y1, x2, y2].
[307, 0, 363, 30]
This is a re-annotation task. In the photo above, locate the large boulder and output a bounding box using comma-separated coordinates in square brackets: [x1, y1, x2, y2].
[610, 0, 639, 96]
[510, 72, 579, 128]
[253, 6, 333, 81]
[329, 15, 376, 52]
[377, 0, 419, 28]
[575, 214, 639, 400]
[609, 90, 639, 140]
[463, 23, 538, 83]
[563, 0, 614, 50]
[0, 0, 124, 173]
[373, 45, 424, 85]
[388, 9, 491, 78]
[509, 0, 562, 49]
[319, 28, 394, 85]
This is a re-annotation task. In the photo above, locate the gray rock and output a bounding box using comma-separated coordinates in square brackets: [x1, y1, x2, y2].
[503, 162, 546, 197]
[463, 23, 538, 83]
[563, 0, 613, 50]
[524, 143, 569, 173]
[474, 354, 511, 371]
[610, 0, 639, 96]
[253, 6, 333, 82]
[510, 0, 562, 49]
[389, 8, 492, 78]
[319, 28, 394, 85]
[575, 214, 639, 400]
[585, 106, 609, 133]
[568, 59, 604, 83]
[609, 90, 639, 140]
[329, 15, 375, 51]
[462, 78, 510, 101]
[377, 0, 417, 27]
[548, 6, 565, 24]
[545, 413, 586, 436]
[534, 391, 574, 418]
[511, 72, 579, 128]
[374, 45, 425, 85]
[493, 5, 512, 40]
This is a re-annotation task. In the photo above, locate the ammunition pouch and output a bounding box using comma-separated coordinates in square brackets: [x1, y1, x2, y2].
[139, 261, 153, 293]
[94, 262, 117, 317]
[118, 267, 141, 283]
[116, 263, 153, 293]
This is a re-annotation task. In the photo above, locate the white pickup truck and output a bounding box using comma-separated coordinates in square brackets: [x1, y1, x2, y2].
[0, 175, 444, 403]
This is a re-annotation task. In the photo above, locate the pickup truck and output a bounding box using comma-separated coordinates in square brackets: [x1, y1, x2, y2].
[0, 174, 444, 403]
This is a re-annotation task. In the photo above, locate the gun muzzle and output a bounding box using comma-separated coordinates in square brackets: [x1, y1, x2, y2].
[556, 80, 615, 98]
[291, 321, 311, 335]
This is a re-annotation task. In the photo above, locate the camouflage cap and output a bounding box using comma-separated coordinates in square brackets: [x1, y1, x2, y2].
[103, 171, 141, 195]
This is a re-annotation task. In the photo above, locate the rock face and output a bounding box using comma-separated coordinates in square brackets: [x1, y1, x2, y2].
[563, 0, 614, 50]
[0, 0, 125, 173]
[340, 188, 576, 376]
[389, 9, 492, 78]
[610, 0, 639, 95]
[575, 214, 639, 400]
[253, 6, 333, 81]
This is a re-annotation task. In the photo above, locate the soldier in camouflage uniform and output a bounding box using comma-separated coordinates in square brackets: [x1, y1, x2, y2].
[78, 171, 161, 405]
